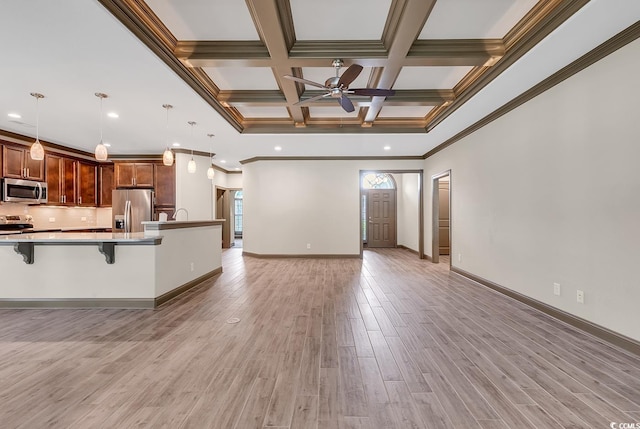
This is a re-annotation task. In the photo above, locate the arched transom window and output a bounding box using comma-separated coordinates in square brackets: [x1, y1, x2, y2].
[361, 173, 396, 189]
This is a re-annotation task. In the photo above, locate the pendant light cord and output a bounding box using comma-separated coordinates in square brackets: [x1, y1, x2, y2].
[35, 96, 40, 141]
[99, 96, 104, 144]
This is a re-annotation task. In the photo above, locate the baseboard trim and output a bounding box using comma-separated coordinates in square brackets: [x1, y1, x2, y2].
[242, 251, 360, 259]
[154, 267, 223, 307]
[0, 298, 155, 309]
[397, 245, 419, 255]
[450, 266, 640, 357]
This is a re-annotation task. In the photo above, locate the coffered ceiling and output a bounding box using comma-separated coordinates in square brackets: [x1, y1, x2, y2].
[1, 1, 639, 170]
[101, 0, 575, 133]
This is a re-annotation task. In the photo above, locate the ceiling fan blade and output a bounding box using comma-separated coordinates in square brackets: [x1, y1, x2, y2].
[339, 95, 355, 113]
[351, 88, 396, 97]
[283, 75, 328, 90]
[337, 64, 363, 88]
[294, 93, 330, 106]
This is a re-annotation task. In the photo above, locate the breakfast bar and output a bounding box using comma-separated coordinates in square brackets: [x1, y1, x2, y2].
[0, 220, 224, 309]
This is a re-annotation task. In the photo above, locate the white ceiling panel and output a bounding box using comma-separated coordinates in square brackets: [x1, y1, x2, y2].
[308, 106, 360, 118]
[394, 66, 473, 89]
[146, 0, 258, 40]
[300, 67, 371, 90]
[290, 0, 391, 40]
[235, 106, 291, 118]
[203, 67, 279, 90]
[420, 0, 538, 39]
[379, 106, 434, 118]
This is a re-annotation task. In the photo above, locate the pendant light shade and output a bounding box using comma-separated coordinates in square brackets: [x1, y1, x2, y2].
[94, 93, 109, 161]
[29, 92, 45, 161]
[188, 152, 197, 174]
[162, 104, 174, 166]
[187, 121, 197, 173]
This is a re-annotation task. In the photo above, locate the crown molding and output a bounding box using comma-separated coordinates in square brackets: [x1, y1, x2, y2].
[423, 20, 640, 159]
[240, 155, 424, 165]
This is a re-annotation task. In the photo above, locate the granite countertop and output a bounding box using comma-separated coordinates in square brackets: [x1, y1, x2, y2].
[142, 219, 225, 230]
[0, 231, 161, 244]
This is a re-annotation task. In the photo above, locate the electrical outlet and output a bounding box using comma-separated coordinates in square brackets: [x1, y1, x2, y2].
[190, 262, 194, 272]
[81, 217, 87, 222]
[49, 217, 55, 223]
[553, 283, 561, 296]
[577, 290, 584, 304]
[458, 253, 462, 262]
[307, 243, 311, 249]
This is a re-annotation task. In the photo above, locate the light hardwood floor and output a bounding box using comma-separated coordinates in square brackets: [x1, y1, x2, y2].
[1, 248, 639, 428]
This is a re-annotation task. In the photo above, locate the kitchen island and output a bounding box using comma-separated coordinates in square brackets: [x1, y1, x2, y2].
[0, 220, 224, 308]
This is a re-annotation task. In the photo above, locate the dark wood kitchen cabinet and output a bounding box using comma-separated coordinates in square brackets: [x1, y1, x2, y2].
[2, 145, 45, 181]
[153, 163, 175, 208]
[46, 154, 76, 206]
[77, 161, 97, 207]
[99, 164, 114, 207]
[115, 162, 154, 188]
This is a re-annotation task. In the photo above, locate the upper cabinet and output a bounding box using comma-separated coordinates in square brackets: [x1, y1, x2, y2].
[77, 161, 97, 207]
[99, 164, 114, 207]
[115, 162, 154, 188]
[2, 145, 45, 181]
[154, 163, 175, 208]
[45, 154, 77, 206]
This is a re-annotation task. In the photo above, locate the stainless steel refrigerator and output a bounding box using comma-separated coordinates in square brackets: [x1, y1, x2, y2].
[112, 189, 154, 233]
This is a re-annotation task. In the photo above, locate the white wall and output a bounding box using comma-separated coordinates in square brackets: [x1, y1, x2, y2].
[175, 152, 243, 220]
[395, 173, 420, 252]
[243, 159, 422, 255]
[424, 39, 640, 341]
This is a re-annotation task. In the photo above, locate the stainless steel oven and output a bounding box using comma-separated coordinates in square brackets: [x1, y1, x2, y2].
[1, 178, 48, 204]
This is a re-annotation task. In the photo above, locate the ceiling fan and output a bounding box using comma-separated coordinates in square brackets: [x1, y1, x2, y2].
[283, 59, 395, 113]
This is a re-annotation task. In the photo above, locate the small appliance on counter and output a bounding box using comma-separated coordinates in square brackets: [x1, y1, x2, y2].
[0, 214, 34, 232]
[1, 178, 47, 204]
[112, 188, 154, 233]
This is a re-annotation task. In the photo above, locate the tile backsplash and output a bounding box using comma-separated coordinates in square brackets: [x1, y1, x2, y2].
[0, 203, 112, 229]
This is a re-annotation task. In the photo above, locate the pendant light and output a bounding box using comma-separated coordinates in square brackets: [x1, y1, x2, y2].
[94, 93, 109, 161]
[187, 121, 197, 173]
[162, 104, 174, 166]
[206, 133, 215, 180]
[29, 92, 45, 160]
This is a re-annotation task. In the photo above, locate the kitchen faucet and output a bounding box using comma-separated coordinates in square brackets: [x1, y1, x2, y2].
[172, 208, 189, 221]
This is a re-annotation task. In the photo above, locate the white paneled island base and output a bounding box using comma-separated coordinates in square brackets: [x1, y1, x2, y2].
[0, 220, 224, 308]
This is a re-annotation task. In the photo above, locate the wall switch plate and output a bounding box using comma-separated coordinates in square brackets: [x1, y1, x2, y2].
[458, 253, 462, 262]
[577, 290, 584, 304]
[553, 283, 561, 296]
[307, 243, 311, 249]
[81, 217, 87, 222]
[190, 262, 194, 272]
[49, 217, 55, 223]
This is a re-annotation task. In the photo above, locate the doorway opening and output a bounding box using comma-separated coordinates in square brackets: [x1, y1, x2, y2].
[216, 186, 242, 248]
[431, 171, 451, 266]
[359, 170, 424, 259]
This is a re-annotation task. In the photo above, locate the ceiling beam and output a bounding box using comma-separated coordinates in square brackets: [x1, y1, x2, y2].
[245, 0, 303, 123]
[365, 0, 437, 123]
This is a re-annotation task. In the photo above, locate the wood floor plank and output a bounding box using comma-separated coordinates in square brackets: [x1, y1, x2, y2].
[0, 248, 638, 428]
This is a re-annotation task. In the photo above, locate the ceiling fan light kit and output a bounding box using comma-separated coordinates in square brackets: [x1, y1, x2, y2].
[283, 59, 395, 114]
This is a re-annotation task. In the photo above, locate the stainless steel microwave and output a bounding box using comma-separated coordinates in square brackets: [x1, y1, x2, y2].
[1, 178, 47, 204]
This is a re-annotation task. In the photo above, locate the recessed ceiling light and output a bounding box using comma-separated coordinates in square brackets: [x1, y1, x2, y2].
[274, 146, 282, 151]
[172, 142, 180, 147]
[103, 143, 111, 147]
[220, 160, 226, 164]
[235, 167, 241, 171]
[384, 146, 391, 151]
[7, 113, 21, 119]
[107, 112, 119, 118]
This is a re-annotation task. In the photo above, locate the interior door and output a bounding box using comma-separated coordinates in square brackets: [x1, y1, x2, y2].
[367, 189, 396, 248]
[438, 180, 450, 255]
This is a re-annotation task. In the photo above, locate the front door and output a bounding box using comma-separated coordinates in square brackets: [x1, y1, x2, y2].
[367, 189, 396, 248]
